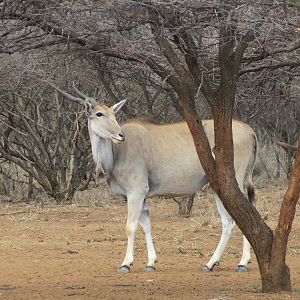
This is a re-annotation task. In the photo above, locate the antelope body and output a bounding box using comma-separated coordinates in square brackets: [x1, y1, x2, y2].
[52, 84, 257, 273]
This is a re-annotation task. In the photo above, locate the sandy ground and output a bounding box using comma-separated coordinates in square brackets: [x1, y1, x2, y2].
[0, 185, 299, 300]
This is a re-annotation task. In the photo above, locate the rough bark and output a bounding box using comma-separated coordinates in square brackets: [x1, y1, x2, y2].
[145, 5, 291, 290]
[260, 139, 300, 292]
[179, 88, 294, 292]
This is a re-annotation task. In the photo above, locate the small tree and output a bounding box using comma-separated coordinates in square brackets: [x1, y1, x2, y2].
[0, 59, 91, 202]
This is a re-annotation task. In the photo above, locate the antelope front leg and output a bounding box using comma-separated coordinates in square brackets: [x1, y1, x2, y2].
[118, 190, 147, 273]
[139, 202, 157, 272]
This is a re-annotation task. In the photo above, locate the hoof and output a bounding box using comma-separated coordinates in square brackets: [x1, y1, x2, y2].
[118, 265, 130, 273]
[202, 261, 219, 272]
[202, 266, 212, 272]
[236, 265, 248, 272]
[144, 266, 155, 272]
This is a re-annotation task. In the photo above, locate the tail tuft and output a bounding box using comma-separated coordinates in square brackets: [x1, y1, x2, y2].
[245, 133, 258, 205]
[247, 183, 255, 204]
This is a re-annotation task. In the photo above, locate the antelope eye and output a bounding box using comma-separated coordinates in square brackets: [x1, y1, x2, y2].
[96, 112, 103, 117]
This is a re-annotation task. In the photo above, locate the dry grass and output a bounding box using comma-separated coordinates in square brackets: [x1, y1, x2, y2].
[1, 175, 295, 229]
[0, 183, 298, 299]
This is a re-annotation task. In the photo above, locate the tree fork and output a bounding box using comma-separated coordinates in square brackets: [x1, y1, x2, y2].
[144, 2, 298, 291]
[178, 90, 294, 292]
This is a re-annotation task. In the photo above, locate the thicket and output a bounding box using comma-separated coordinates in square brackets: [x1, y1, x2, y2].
[0, 1, 299, 201]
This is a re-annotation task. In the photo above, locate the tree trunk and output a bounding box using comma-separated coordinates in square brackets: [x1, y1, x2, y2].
[178, 89, 297, 292]
[27, 173, 33, 199]
[173, 194, 195, 217]
[258, 239, 291, 292]
[260, 139, 300, 292]
[145, 3, 298, 291]
[0, 179, 8, 195]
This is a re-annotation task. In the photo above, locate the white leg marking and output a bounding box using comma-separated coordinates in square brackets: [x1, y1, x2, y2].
[237, 178, 251, 270]
[120, 190, 147, 270]
[205, 174, 252, 272]
[139, 202, 157, 270]
[238, 236, 251, 267]
[206, 194, 235, 270]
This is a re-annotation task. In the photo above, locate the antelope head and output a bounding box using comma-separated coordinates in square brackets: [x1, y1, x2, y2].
[48, 82, 126, 144]
[86, 100, 126, 144]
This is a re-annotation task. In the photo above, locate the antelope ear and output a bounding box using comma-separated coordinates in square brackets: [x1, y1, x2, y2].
[111, 99, 126, 113]
[85, 100, 94, 114]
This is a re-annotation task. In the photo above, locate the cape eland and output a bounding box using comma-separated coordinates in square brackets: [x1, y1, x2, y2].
[51, 83, 258, 273]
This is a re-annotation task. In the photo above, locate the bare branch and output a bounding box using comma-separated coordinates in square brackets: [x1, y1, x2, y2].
[243, 39, 300, 63]
[239, 60, 300, 75]
[276, 141, 298, 152]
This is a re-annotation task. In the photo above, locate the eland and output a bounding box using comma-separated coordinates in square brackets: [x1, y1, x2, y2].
[51, 83, 258, 273]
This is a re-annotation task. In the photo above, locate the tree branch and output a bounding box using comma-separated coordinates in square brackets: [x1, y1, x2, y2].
[276, 141, 298, 152]
[233, 17, 265, 72]
[243, 39, 300, 63]
[273, 139, 300, 264]
[0, 147, 53, 192]
[180, 31, 217, 104]
[239, 60, 300, 75]
[147, 9, 196, 89]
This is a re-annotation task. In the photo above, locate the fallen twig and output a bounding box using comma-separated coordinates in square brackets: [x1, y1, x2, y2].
[0, 210, 30, 216]
[63, 248, 79, 254]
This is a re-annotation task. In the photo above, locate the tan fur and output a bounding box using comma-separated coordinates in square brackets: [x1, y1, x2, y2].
[87, 101, 258, 272]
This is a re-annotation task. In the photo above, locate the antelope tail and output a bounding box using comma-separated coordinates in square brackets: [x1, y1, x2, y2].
[246, 133, 258, 204]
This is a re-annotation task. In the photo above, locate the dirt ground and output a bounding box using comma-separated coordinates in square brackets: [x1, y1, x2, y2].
[0, 185, 299, 300]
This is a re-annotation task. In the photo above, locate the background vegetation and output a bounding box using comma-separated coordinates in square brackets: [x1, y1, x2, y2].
[0, 0, 299, 202]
